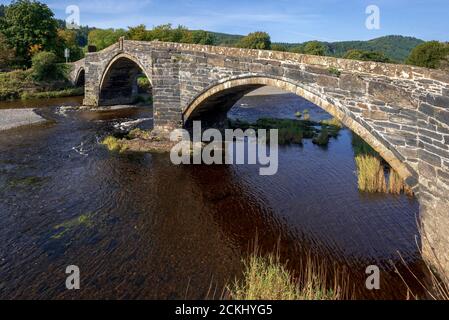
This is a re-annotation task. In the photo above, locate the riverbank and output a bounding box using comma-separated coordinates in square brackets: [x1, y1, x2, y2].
[0, 109, 47, 131]
[0, 68, 81, 102]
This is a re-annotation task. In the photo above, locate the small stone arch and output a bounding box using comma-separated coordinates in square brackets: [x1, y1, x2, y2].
[99, 53, 152, 105]
[183, 76, 417, 186]
[74, 67, 85, 86]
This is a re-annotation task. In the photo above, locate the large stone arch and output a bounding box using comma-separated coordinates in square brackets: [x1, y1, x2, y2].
[183, 76, 418, 187]
[98, 53, 152, 106]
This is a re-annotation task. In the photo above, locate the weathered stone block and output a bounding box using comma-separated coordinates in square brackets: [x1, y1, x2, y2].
[368, 82, 417, 109]
[339, 74, 366, 93]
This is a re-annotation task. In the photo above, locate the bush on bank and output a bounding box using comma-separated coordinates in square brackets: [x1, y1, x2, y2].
[0, 60, 79, 101]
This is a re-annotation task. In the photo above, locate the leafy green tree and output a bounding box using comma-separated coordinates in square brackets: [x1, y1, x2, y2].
[237, 32, 271, 50]
[57, 29, 84, 61]
[0, 33, 15, 69]
[31, 51, 66, 80]
[127, 24, 150, 41]
[289, 45, 304, 54]
[303, 41, 327, 56]
[0, 4, 6, 17]
[343, 49, 391, 63]
[406, 41, 449, 69]
[88, 28, 127, 51]
[191, 30, 216, 45]
[271, 44, 288, 52]
[0, 0, 59, 66]
[149, 24, 176, 42]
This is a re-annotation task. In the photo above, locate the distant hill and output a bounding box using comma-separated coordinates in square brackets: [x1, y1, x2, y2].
[211, 32, 244, 46]
[323, 36, 424, 62]
[210, 33, 424, 63]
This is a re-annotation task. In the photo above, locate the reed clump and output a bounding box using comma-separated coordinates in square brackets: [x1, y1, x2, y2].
[352, 133, 414, 195]
[227, 252, 349, 300]
[355, 154, 387, 193]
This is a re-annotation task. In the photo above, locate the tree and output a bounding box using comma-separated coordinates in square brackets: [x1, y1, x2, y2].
[150, 24, 176, 42]
[343, 49, 391, 63]
[237, 32, 271, 50]
[127, 24, 150, 41]
[0, 4, 6, 17]
[271, 44, 288, 52]
[290, 45, 304, 54]
[88, 28, 127, 51]
[31, 51, 65, 80]
[57, 29, 84, 61]
[406, 41, 449, 69]
[303, 41, 327, 56]
[0, 33, 15, 70]
[191, 30, 216, 45]
[0, 0, 59, 66]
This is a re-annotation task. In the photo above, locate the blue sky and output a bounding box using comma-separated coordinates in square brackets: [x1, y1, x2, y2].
[1, 0, 448, 42]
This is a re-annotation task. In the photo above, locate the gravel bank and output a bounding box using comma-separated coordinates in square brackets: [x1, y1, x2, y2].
[0, 109, 47, 131]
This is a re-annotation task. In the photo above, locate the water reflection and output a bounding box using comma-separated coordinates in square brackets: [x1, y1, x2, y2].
[0, 91, 426, 299]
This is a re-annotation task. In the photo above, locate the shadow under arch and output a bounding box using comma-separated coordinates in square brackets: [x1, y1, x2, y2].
[183, 76, 417, 187]
[99, 53, 152, 106]
[74, 68, 85, 87]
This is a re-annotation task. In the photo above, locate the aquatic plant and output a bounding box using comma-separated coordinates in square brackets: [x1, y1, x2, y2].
[227, 252, 348, 300]
[101, 136, 128, 153]
[128, 128, 153, 140]
[320, 117, 343, 129]
[303, 109, 311, 121]
[355, 154, 387, 193]
[52, 213, 95, 239]
[312, 128, 330, 146]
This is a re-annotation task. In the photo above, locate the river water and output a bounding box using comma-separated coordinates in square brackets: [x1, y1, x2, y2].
[0, 89, 428, 299]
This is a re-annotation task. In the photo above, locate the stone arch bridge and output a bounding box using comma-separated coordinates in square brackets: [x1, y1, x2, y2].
[70, 39, 449, 281]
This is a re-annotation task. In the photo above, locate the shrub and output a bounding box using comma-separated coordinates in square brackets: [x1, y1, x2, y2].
[31, 51, 66, 81]
[237, 32, 271, 50]
[406, 41, 449, 69]
[303, 41, 327, 56]
[343, 49, 391, 63]
[271, 44, 288, 52]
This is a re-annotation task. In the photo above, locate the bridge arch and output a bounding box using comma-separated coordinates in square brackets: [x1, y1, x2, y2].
[74, 67, 85, 87]
[183, 76, 417, 186]
[99, 53, 152, 105]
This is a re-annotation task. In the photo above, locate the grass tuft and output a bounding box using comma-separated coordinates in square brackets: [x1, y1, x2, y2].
[227, 252, 349, 300]
[355, 154, 387, 193]
[101, 136, 128, 153]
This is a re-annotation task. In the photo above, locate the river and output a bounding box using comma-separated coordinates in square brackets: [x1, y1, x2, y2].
[0, 88, 428, 299]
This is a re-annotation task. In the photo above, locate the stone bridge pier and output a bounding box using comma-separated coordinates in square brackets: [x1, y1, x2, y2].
[71, 40, 449, 283]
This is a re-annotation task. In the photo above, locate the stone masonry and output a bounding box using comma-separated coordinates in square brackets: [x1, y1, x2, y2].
[71, 40, 449, 282]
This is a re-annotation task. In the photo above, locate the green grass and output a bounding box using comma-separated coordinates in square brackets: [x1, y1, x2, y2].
[312, 128, 330, 146]
[228, 117, 344, 146]
[20, 87, 84, 100]
[0, 68, 80, 101]
[227, 253, 348, 300]
[328, 67, 342, 77]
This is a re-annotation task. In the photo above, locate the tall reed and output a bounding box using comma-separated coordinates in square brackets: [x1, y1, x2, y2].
[355, 154, 387, 193]
[227, 251, 350, 300]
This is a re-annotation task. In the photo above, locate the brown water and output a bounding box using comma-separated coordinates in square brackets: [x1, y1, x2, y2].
[0, 92, 427, 300]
